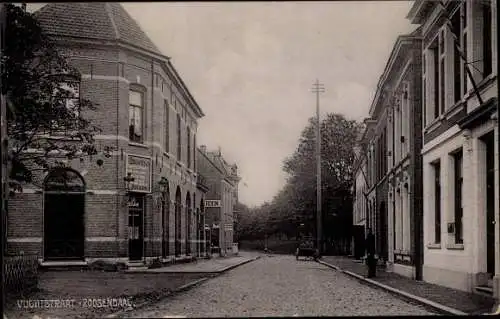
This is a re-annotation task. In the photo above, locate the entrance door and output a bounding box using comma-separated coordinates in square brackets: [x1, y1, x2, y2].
[162, 192, 169, 259]
[483, 132, 495, 276]
[44, 193, 85, 260]
[44, 168, 85, 261]
[128, 194, 144, 261]
[379, 201, 388, 260]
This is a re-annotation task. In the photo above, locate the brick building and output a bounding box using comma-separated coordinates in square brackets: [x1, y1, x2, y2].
[6, 3, 206, 265]
[374, 31, 424, 280]
[408, 0, 499, 298]
[197, 146, 240, 256]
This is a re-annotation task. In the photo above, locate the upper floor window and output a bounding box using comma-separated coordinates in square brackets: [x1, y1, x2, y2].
[187, 127, 191, 169]
[193, 133, 197, 170]
[176, 113, 181, 161]
[423, 34, 443, 124]
[164, 100, 170, 152]
[51, 80, 80, 132]
[129, 90, 144, 143]
[481, 0, 492, 78]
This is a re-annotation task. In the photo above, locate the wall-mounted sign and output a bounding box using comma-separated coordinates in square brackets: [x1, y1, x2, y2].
[126, 155, 152, 193]
[205, 200, 221, 208]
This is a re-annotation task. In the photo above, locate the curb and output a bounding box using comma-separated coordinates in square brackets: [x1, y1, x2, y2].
[217, 256, 260, 274]
[317, 260, 467, 316]
[105, 256, 260, 318]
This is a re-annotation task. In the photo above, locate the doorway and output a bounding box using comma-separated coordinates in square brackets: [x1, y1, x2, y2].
[175, 187, 182, 256]
[379, 201, 388, 261]
[161, 189, 169, 259]
[481, 131, 495, 277]
[128, 193, 144, 261]
[44, 169, 85, 261]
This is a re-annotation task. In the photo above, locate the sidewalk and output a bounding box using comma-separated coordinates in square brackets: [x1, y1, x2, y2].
[320, 256, 497, 315]
[126, 253, 259, 274]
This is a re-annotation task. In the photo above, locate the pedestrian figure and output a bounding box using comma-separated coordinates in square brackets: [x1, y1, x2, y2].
[365, 228, 376, 278]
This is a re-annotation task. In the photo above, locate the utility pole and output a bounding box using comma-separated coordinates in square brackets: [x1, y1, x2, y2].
[311, 80, 325, 254]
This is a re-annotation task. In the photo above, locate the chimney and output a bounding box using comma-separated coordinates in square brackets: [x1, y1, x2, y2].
[199, 145, 206, 153]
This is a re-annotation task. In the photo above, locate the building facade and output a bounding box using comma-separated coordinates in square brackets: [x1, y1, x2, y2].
[197, 146, 240, 256]
[6, 3, 205, 265]
[363, 112, 389, 263]
[408, 0, 499, 297]
[373, 31, 424, 280]
[352, 129, 368, 259]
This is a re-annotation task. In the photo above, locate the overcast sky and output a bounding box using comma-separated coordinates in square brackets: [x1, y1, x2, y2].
[29, 2, 416, 208]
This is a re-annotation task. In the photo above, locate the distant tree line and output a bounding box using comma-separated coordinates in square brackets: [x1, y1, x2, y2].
[235, 113, 362, 254]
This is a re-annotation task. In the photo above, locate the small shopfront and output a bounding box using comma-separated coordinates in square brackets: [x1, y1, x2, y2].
[126, 154, 151, 261]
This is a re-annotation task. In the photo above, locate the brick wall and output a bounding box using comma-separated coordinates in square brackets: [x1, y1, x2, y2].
[7, 39, 203, 259]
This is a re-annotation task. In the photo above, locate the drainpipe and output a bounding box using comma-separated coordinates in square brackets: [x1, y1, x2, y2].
[496, 0, 500, 302]
[150, 59, 155, 259]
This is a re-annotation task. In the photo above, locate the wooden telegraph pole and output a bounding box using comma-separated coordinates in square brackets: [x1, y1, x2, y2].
[311, 80, 325, 254]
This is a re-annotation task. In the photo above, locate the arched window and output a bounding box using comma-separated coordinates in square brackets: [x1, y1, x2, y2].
[44, 168, 85, 192]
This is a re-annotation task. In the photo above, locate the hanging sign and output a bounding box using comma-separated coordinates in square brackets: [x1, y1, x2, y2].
[126, 155, 152, 193]
[205, 200, 221, 208]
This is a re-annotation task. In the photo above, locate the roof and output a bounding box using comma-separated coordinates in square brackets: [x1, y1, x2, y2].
[34, 3, 162, 56]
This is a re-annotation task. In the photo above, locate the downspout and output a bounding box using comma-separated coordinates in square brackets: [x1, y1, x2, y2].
[116, 60, 120, 258]
[496, 0, 500, 303]
[150, 59, 155, 259]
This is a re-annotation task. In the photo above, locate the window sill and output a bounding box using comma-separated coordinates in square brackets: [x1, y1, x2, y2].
[129, 142, 148, 149]
[446, 243, 464, 250]
[423, 117, 442, 134]
[163, 151, 171, 158]
[444, 101, 465, 120]
[176, 161, 183, 167]
[426, 243, 441, 250]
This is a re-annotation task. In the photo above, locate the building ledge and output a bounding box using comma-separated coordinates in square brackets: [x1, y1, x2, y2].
[426, 243, 441, 250]
[129, 141, 148, 149]
[446, 243, 464, 250]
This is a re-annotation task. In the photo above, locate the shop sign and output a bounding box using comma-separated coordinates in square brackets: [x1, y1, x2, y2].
[205, 199, 221, 208]
[126, 155, 152, 193]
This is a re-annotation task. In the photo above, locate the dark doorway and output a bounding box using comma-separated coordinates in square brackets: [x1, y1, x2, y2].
[353, 225, 366, 259]
[175, 187, 182, 256]
[128, 193, 144, 261]
[161, 188, 170, 259]
[186, 192, 191, 255]
[482, 131, 495, 276]
[379, 201, 388, 261]
[44, 169, 85, 261]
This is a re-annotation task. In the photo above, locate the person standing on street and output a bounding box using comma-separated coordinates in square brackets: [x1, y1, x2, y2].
[365, 228, 376, 278]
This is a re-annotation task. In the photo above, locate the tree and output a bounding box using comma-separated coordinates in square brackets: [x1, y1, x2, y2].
[278, 113, 362, 252]
[1, 4, 110, 193]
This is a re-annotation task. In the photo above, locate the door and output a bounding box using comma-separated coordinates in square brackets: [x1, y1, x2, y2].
[161, 196, 169, 259]
[128, 194, 144, 261]
[379, 201, 388, 260]
[484, 132, 495, 276]
[44, 193, 85, 260]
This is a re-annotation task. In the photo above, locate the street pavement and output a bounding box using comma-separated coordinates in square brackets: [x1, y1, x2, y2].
[123, 254, 439, 317]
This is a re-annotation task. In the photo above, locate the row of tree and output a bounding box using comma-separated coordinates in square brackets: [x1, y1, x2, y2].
[235, 113, 362, 253]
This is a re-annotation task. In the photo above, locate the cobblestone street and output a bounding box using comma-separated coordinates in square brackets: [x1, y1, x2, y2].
[124, 255, 439, 317]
